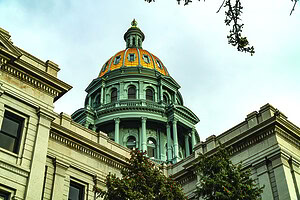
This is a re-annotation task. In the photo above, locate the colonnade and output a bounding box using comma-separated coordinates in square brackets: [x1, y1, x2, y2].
[113, 117, 197, 162]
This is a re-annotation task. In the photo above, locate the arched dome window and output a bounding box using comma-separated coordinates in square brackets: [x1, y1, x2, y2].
[147, 138, 157, 158]
[128, 86, 136, 99]
[146, 88, 154, 101]
[94, 94, 101, 106]
[163, 93, 169, 104]
[111, 88, 117, 103]
[126, 136, 136, 149]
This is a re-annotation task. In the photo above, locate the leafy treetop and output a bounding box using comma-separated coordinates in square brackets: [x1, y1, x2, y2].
[96, 149, 187, 200]
[194, 143, 264, 200]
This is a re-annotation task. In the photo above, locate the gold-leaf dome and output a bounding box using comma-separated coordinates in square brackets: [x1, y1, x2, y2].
[99, 20, 169, 77]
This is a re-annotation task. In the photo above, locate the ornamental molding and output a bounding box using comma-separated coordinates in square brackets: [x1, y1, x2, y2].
[0, 160, 29, 177]
[275, 127, 300, 149]
[177, 173, 197, 185]
[49, 131, 127, 170]
[231, 128, 275, 155]
[0, 63, 60, 97]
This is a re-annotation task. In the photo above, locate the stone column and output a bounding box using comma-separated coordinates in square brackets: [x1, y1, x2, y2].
[100, 85, 104, 104]
[52, 159, 69, 200]
[159, 130, 166, 161]
[141, 117, 147, 152]
[191, 128, 196, 150]
[25, 108, 54, 200]
[114, 118, 120, 144]
[88, 95, 92, 109]
[185, 134, 190, 157]
[172, 119, 179, 162]
[159, 84, 163, 102]
[166, 124, 172, 161]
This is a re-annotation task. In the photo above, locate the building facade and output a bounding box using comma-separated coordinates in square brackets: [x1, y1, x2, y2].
[0, 22, 299, 200]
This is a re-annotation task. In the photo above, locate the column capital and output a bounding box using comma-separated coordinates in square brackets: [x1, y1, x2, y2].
[141, 117, 147, 122]
[172, 118, 178, 124]
[166, 123, 170, 128]
[114, 118, 120, 123]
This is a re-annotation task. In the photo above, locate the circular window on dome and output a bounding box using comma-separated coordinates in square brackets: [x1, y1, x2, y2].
[156, 60, 163, 69]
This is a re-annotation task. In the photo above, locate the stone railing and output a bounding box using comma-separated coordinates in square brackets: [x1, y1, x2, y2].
[96, 100, 165, 112]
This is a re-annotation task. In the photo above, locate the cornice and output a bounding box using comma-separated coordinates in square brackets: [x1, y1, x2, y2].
[49, 131, 128, 170]
[230, 128, 275, 155]
[1, 63, 60, 98]
[275, 126, 300, 149]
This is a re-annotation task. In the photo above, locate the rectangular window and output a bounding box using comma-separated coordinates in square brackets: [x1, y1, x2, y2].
[0, 111, 24, 153]
[129, 54, 135, 62]
[143, 55, 150, 63]
[114, 55, 121, 65]
[0, 191, 10, 200]
[68, 181, 84, 200]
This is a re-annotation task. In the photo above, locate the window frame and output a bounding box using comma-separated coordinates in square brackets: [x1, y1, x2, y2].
[110, 88, 118, 103]
[126, 136, 136, 150]
[68, 180, 85, 200]
[143, 54, 150, 64]
[102, 62, 108, 72]
[127, 86, 136, 99]
[146, 88, 154, 101]
[0, 110, 24, 154]
[128, 53, 135, 62]
[156, 59, 163, 69]
[147, 137, 157, 158]
[113, 55, 121, 65]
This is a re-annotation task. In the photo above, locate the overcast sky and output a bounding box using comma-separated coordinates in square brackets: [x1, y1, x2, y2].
[1, 0, 299, 140]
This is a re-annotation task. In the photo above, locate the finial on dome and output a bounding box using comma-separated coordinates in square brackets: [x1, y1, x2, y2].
[124, 19, 145, 49]
[131, 19, 138, 27]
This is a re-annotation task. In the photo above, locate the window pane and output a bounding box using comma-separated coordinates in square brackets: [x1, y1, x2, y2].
[0, 132, 15, 152]
[68, 182, 84, 200]
[1, 117, 20, 137]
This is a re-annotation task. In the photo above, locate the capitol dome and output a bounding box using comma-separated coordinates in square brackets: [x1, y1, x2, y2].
[99, 19, 169, 78]
[72, 20, 200, 164]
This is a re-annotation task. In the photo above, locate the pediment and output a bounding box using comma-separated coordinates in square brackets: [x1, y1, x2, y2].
[0, 31, 22, 57]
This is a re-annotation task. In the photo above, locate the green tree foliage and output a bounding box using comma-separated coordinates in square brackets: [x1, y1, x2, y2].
[194, 143, 264, 200]
[96, 149, 187, 200]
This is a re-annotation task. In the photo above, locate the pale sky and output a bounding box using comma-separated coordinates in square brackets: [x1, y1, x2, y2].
[0, 0, 299, 140]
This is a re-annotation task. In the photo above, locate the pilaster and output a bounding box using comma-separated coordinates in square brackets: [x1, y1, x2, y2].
[52, 158, 69, 200]
[25, 107, 55, 200]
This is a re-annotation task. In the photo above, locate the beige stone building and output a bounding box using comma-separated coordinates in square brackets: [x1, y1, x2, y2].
[0, 24, 299, 200]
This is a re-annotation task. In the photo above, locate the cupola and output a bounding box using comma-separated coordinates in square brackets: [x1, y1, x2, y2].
[124, 19, 145, 49]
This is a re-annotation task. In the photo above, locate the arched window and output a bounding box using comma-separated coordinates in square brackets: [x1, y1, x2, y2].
[146, 88, 154, 101]
[128, 86, 136, 99]
[111, 88, 117, 103]
[147, 138, 156, 158]
[126, 136, 136, 149]
[94, 93, 100, 106]
[163, 94, 169, 104]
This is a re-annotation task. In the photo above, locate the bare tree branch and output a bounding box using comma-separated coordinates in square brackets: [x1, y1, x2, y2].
[290, 0, 298, 15]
